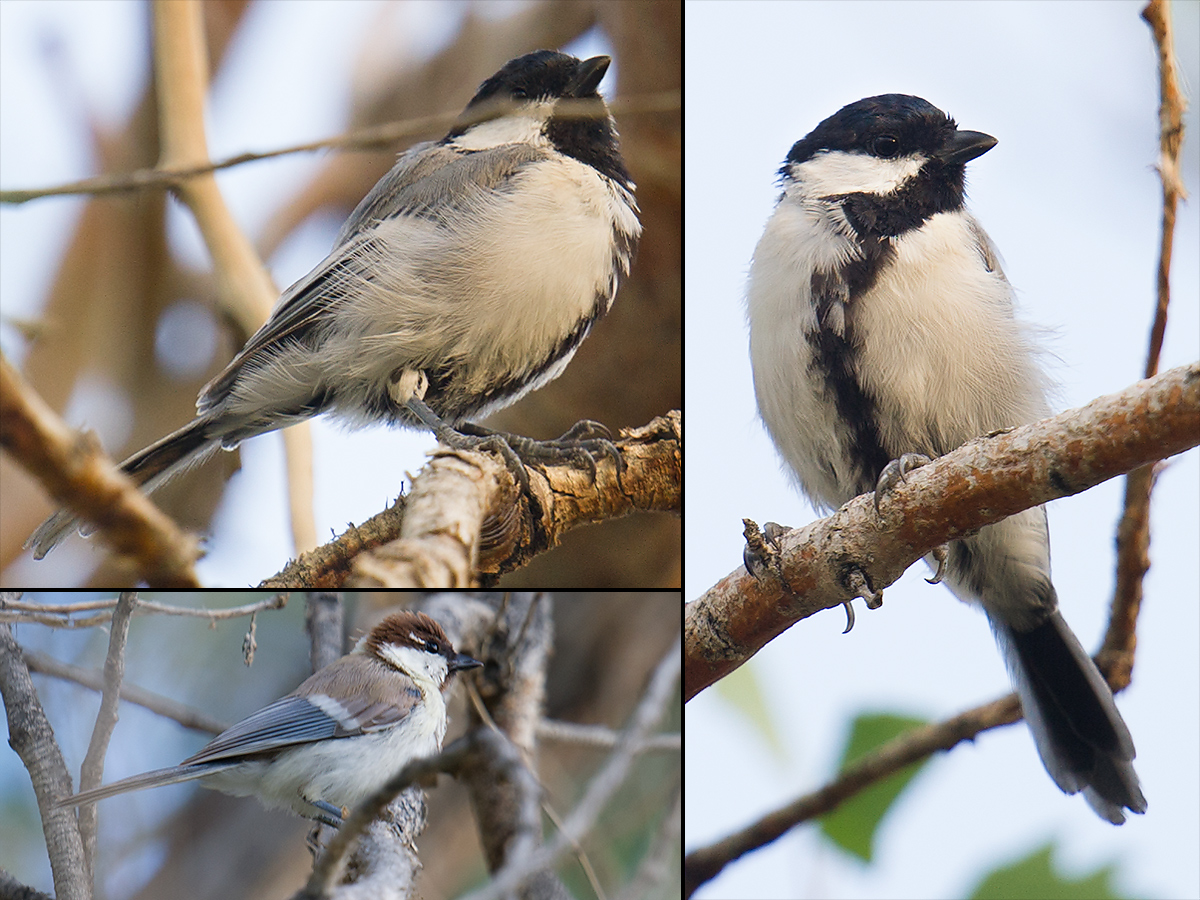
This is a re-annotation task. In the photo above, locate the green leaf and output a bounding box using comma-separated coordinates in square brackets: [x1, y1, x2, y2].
[970, 843, 1131, 900]
[819, 712, 929, 862]
[713, 660, 785, 759]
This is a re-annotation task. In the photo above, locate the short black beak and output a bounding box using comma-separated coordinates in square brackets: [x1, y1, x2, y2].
[936, 129, 997, 165]
[568, 55, 611, 97]
[449, 651, 483, 674]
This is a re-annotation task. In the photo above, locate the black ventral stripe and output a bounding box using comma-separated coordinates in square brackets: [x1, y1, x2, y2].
[808, 261, 893, 494]
[801, 160, 969, 491]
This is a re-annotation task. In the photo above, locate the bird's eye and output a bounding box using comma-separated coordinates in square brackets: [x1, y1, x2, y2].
[511, 88, 529, 100]
[424, 639, 441, 653]
[871, 135, 900, 158]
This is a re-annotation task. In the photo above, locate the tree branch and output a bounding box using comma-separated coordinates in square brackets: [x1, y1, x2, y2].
[0, 354, 201, 586]
[76, 592, 139, 872]
[261, 411, 681, 588]
[684, 693, 1022, 897]
[1104, 0, 1191, 683]
[0, 605, 90, 900]
[687, 362, 1199, 700]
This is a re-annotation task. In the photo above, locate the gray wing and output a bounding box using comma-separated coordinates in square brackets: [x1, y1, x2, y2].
[180, 665, 425, 766]
[180, 696, 343, 764]
[335, 140, 545, 241]
[198, 141, 547, 411]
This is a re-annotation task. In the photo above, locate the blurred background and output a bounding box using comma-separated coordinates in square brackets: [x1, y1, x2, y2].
[0, 0, 681, 588]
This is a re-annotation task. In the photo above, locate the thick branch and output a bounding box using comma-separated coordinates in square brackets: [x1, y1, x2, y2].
[687, 362, 1199, 700]
[346, 449, 514, 588]
[0, 614, 90, 900]
[1, 355, 200, 586]
[263, 411, 681, 588]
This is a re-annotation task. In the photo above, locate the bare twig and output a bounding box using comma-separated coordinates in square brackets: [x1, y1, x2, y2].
[0, 592, 288, 627]
[1, 596, 150, 614]
[459, 631, 682, 900]
[23, 649, 227, 734]
[0, 92, 679, 205]
[684, 693, 1023, 896]
[258, 498, 408, 589]
[1139, 0, 1187, 379]
[1104, 0, 1192, 682]
[76, 592, 139, 872]
[536, 719, 680, 752]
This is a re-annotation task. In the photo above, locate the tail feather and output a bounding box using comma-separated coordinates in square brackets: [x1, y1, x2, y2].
[25, 417, 219, 559]
[994, 611, 1146, 823]
[52, 761, 238, 809]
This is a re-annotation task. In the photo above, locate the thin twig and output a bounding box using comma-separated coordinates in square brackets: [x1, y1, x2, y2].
[459, 632, 682, 900]
[0, 592, 289, 628]
[23, 648, 227, 734]
[1104, 0, 1190, 677]
[684, 693, 1022, 896]
[1139, 0, 1187, 379]
[536, 719, 680, 752]
[0, 92, 680, 205]
[76, 591, 139, 870]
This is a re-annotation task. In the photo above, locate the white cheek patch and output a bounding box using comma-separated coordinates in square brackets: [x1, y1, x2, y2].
[450, 103, 553, 151]
[380, 642, 449, 688]
[789, 150, 926, 199]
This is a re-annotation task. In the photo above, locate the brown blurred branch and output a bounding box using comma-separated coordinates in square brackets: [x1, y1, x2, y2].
[152, 0, 315, 553]
[0, 354, 201, 587]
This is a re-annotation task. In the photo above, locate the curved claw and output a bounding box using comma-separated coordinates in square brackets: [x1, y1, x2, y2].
[743, 519, 786, 583]
[846, 566, 883, 610]
[925, 544, 949, 584]
[842, 600, 855, 634]
[555, 419, 613, 442]
[743, 542, 772, 582]
[874, 453, 933, 514]
[575, 436, 626, 483]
